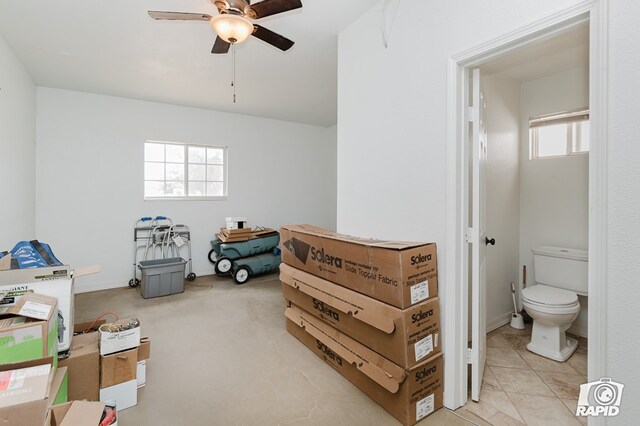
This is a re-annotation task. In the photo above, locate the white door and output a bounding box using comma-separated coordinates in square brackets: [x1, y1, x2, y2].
[470, 67, 488, 402]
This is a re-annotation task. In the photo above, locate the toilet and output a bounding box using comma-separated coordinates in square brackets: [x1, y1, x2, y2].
[521, 245, 587, 362]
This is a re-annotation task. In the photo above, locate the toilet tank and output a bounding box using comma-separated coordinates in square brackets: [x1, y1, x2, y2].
[532, 246, 588, 295]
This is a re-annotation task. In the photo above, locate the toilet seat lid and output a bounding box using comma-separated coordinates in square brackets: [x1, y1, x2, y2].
[521, 284, 578, 306]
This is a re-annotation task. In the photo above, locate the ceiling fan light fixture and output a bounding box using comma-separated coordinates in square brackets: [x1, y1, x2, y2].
[210, 14, 254, 44]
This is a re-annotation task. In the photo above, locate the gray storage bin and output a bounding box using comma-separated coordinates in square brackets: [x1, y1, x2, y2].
[139, 257, 186, 299]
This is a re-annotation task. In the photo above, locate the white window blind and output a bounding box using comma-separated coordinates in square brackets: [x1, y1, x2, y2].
[529, 108, 589, 159]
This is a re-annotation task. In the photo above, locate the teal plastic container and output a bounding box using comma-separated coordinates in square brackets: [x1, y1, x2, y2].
[210, 234, 280, 260]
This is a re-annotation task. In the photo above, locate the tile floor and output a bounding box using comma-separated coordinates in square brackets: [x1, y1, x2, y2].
[464, 322, 588, 425]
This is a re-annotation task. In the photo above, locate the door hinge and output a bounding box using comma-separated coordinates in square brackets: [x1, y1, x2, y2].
[467, 348, 473, 364]
[467, 106, 478, 122]
[465, 227, 478, 244]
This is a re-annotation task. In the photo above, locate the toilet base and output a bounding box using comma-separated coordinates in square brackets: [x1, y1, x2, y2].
[527, 337, 577, 362]
[527, 322, 578, 362]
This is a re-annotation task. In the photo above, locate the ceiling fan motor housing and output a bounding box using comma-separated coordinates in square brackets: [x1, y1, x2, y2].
[216, 0, 251, 16]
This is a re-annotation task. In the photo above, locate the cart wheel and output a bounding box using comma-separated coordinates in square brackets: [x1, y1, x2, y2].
[128, 278, 140, 288]
[215, 257, 232, 275]
[207, 249, 217, 264]
[234, 267, 250, 285]
[187, 272, 197, 281]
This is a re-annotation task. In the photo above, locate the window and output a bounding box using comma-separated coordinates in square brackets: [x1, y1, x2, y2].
[144, 141, 227, 199]
[529, 108, 589, 159]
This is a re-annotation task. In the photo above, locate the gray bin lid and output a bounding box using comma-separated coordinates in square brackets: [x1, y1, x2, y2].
[139, 257, 186, 269]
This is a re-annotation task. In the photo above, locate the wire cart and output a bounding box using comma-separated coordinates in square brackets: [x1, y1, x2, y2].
[130, 216, 196, 287]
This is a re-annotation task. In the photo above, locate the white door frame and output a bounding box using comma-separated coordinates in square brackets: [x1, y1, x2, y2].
[444, 0, 608, 416]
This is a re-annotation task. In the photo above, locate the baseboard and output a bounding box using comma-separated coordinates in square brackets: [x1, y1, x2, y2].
[75, 271, 217, 294]
[75, 280, 128, 294]
[488, 312, 586, 338]
[486, 312, 514, 333]
[568, 323, 588, 338]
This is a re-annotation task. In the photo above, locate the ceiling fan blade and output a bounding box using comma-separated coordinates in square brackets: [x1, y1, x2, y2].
[148, 11, 212, 21]
[246, 0, 302, 19]
[252, 25, 294, 51]
[212, 37, 231, 54]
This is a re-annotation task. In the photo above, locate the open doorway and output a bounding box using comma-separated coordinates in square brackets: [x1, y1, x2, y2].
[443, 2, 608, 423]
[465, 24, 590, 424]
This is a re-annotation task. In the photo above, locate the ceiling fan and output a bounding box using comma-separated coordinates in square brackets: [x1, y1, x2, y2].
[148, 0, 303, 54]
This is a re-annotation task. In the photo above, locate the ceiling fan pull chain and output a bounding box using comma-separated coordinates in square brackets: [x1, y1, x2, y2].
[232, 43, 237, 103]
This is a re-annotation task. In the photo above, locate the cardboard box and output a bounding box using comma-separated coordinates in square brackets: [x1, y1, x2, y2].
[280, 225, 438, 309]
[136, 361, 146, 389]
[0, 254, 11, 271]
[99, 318, 140, 356]
[285, 305, 443, 426]
[0, 264, 100, 354]
[0, 293, 58, 367]
[281, 264, 441, 368]
[49, 401, 106, 426]
[0, 265, 71, 283]
[138, 337, 150, 361]
[0, 279, 73, 353]
[100, 379, 137, 411]
[100, 348, 137, 389]
[136, 337, 150, 389]
[58, 331, 100, 402]
[0, 357, 55, 426]
[225, 216, 247, 230]
[50, 366, 68, 406]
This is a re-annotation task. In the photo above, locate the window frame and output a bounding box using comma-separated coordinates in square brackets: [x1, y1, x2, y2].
[528, 108, 590, 160]
[144, 140, 228, 201]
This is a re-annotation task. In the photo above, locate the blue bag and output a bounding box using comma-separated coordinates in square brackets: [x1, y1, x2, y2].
[0, 240, 63, 269]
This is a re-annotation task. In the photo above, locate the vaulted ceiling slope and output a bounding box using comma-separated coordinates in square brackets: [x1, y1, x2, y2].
[0, 0, 379, 127]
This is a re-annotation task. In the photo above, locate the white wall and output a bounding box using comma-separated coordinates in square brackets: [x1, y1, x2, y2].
[608, 1, 640, 419]
[338, 0, 640, 419]
[0, 35, 36, 249]
[482, 74, 521, 331]
[519, 67, 589, 334]
[336, 0, 583, 244]
[36, 88, 336, 292]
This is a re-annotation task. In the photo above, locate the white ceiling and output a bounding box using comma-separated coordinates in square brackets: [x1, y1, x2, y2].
[0, 0, 379, 127]
[481, 24, 589, 83]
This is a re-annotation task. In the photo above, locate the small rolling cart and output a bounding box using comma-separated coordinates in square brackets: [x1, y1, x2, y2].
[208, 228, 281, 284]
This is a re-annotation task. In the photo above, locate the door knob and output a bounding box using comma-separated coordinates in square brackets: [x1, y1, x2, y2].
[485, 237, 496, 246]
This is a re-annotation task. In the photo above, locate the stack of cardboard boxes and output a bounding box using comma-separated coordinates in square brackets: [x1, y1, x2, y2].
[0, 259, 151, 425]
[57, 319, 151, 421]
[98, 317, 143, 411]
[58, 317, 151, 413]
[280, 225, 443, 426]
[0, 293, 68, 425]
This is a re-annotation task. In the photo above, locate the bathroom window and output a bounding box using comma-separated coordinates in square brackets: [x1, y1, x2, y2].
[529, 108, 589, 159]
[144, 141, 227, 200]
